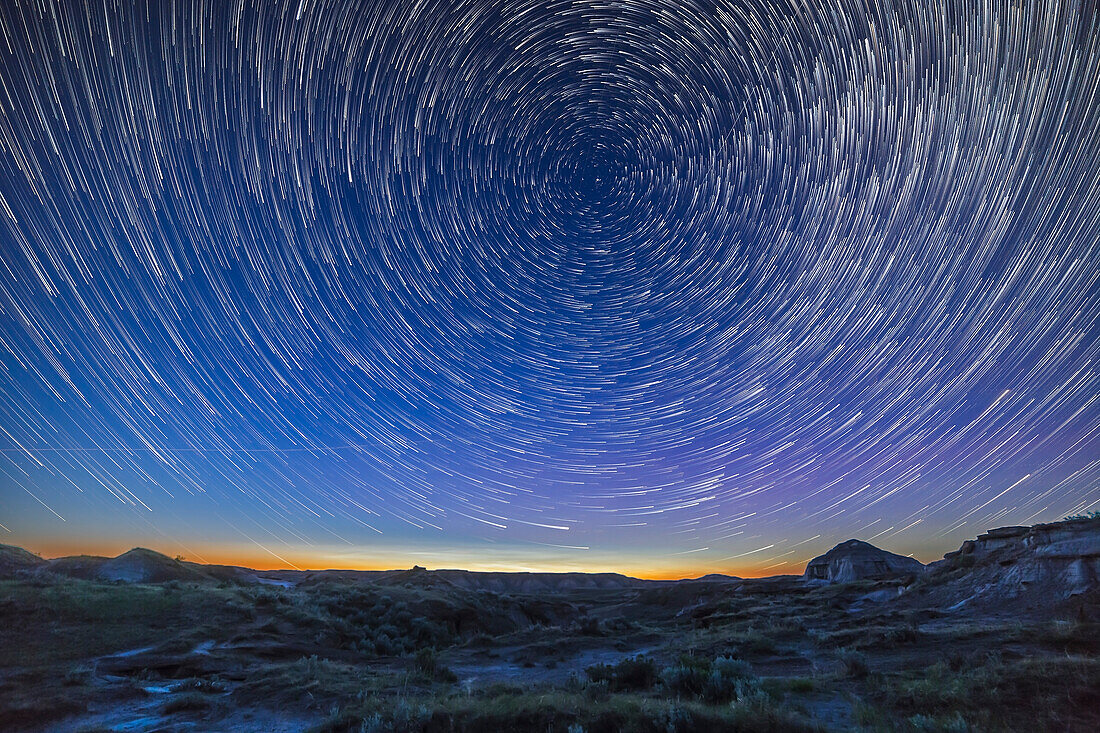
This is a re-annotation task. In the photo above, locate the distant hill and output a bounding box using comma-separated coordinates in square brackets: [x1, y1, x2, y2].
[689, 573, 742, 583]
[33, 548, 209, 584]
[4, 517, 1097, 617]
[0, 543, 47, 578]
[5, 545, 663, 591]
[97, 548, 209, 583]
[422, 569, 652, 592]
[257, 567, 661, 593]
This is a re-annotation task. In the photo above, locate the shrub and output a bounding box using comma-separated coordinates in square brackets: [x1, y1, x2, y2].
[617, 656, 658, 690]
[374, 633, 395, 655]
[711, 656, 753, 682]
[1038, 620, 1097, 653]
[478, 682, 525, 698]
[662, 656, 757, 703]
[391, 699, 431, 728]
[874, 656, 1100, 731]
[839, 649, 870, 678]
[704, 658, 757, 704]
[786, 677, 815, 693]
[360, 713, 385, 733]
[414, 647, 437, 675]
[662, 663, 709, 699]
[659, 705, 695, 733]
[465, 633, 494, 647]
[908, 712, 972, 732]
[727, 677, 768, 709]
[584, 679, 610, 702]
[884, 623, 922, 646]
[585, 655, 658, 692]
[726, 686, 819, 732]
[413, 647, 457, 683]
[162, 691, 210, 714]
[736, 627, 778, 655]
[179, 677, 227, 694]
[63, 664, 93, 686]
[577, 616, 604, 635]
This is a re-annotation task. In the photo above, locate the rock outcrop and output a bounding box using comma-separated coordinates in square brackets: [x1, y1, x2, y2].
[803, 539, 924, 583]
[910, 516, 1100, 618]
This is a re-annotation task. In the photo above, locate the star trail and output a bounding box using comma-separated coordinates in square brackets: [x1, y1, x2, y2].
[1, 0, 1098, 574]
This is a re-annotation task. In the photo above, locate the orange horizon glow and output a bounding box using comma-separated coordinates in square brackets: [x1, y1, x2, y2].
[18, 538, 820, 580]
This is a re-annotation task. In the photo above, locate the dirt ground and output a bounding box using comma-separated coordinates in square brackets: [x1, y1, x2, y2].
[1, 572, 1096, 732]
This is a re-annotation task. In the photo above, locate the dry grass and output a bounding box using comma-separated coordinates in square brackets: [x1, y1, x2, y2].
[1, 572, 1097, 732]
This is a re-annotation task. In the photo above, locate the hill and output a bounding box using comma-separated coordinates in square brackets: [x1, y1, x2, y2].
[36, 548, 210, 584]
[0, 544, 47, 578]
[803, 538, 924, 583]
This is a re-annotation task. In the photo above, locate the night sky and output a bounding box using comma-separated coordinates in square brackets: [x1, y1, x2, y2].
[1, 0, 1098, 575]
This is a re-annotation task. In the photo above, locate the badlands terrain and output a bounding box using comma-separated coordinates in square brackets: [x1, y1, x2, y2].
[0, 516, 1097, 732]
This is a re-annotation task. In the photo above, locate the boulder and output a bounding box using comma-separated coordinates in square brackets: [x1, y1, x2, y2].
[804, 539, 924, 583]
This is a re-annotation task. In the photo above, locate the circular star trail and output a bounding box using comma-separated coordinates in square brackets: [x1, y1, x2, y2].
[0, 0, 1098, 567]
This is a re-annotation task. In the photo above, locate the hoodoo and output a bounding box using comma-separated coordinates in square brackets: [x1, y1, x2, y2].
[804, 539, 925, 583]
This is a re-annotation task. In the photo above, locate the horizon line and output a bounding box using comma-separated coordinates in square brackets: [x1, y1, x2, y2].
[6, 541, 817, 581]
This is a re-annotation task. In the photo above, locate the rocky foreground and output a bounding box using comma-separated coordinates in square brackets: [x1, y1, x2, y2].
[1, 517, 1098, 732]
[800, 515, 1100, 621]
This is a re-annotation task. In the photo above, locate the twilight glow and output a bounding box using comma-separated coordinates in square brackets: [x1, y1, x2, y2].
[1, 0, 1098, 576]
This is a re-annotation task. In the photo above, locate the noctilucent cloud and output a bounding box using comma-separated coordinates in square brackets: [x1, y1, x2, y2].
[1, 0, 1098, 575]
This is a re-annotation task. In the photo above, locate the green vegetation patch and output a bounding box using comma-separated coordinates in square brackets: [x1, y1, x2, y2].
[312, 690, 819, 733]
[0, 578, 239, 665]
[863, 655, 1100, 731]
